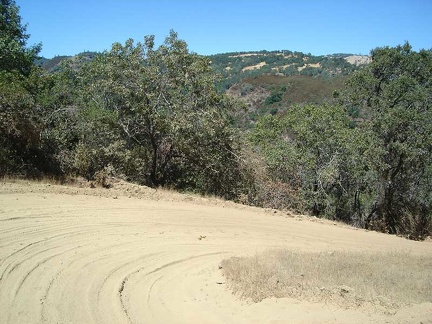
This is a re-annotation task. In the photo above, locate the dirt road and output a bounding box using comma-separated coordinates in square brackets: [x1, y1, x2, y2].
[0, 181, 431, 323]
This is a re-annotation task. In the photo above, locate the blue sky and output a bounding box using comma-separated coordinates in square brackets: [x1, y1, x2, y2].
[18, 0, 432, 58]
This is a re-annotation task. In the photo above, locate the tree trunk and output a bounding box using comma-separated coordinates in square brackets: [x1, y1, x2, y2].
[150, 134, 160, 187]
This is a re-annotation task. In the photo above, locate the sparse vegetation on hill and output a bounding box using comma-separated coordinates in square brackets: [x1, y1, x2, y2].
[209, 50, 364, 91]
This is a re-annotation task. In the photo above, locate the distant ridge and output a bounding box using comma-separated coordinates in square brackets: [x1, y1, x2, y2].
[36, 50, 370, 80]
[208, 50, 370, 91]
[35, 51, 99, 72]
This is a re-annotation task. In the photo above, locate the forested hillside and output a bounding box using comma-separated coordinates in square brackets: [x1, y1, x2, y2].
[35, 51, 98, 72]
[1, 1, 431, 239]
[209, 51, 369, 91]
[226, 75, 347, 127]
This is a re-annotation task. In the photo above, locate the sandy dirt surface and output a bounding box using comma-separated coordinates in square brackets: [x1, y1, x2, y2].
[0, 180, 431, 324]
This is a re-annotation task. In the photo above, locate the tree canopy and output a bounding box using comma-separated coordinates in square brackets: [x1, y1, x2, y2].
[0, 0, 41, 75]
[344, 43, 432, 237]
[68, 31, 248, 197]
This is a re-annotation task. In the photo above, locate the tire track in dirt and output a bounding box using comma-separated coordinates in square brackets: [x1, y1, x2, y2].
[118, 252, 226, 323]
[1, 184, 431, 324]
[0, 227, 100, 283]
[0, 197, 159, 323]
[39, 244, 156, 324]
[7, 246, 84, 324]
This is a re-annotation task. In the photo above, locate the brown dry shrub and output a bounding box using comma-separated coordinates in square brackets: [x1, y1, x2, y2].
[255, 180, 303, 211]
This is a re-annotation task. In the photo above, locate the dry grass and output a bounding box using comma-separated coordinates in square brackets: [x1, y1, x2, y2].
[0, 174, 67, 185]
[220, 250, 432, 312]
[242, 62, 267, 72]
[242, 75, 346, 106]
[0, 177, 241, 210]
[297, 63, 321, 71]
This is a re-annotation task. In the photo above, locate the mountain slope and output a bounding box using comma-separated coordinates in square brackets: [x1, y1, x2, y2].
[209, 50, 370, 91]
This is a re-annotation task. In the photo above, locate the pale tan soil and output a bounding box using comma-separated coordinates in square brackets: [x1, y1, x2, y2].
[271, 64, 294, 71]
[229, 53, 261, 58]
[344, 55, 371, 66]
[297, 63, 321, 71]
[0, 180, 431, 324]
[242, 62, 267, 72]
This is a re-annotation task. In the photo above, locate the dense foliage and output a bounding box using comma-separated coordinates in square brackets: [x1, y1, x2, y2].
[252, 44, 432, 239]
[65, 32, 250, 197]
[344, 43, 432, 237]
[1, 2, 430, 239]
[0, 0, 41, 75]
[0, 0, 46, 176]
[0, 1, 251, 198]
